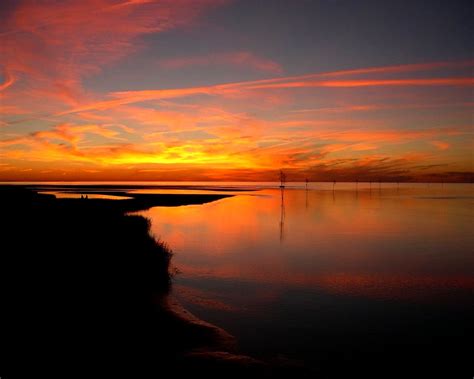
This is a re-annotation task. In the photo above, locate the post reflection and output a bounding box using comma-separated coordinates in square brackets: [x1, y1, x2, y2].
[279, 187, 285, 243]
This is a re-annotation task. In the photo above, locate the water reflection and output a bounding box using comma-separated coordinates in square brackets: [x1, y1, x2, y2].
[279, 187, 285, 243]
[39, 191, 132, 200]
[138, 184, 474, 370]
[139, 185, 474, 299]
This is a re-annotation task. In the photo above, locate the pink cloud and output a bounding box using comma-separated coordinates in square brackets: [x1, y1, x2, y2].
[0, 0, 227, 107]
[159, 51, 283, 74]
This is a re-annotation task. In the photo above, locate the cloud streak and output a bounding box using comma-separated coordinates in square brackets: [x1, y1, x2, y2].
[159, 51, 283, 74]
[58, 60, 474, 115]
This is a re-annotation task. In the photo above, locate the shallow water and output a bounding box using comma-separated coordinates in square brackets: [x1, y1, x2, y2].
[139, 182, 474, 373]
[38, 191, 132, 200]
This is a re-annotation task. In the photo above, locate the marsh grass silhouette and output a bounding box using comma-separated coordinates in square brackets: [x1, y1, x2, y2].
[0, 188, 176, 375]
[0, 187, 296, 378]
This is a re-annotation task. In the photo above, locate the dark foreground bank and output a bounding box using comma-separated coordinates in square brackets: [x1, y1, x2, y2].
[0, 187, 311, 378]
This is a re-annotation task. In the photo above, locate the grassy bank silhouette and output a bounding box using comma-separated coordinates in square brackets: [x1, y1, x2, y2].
[1, 187, 316, 378]
[0, 187, 273, 378]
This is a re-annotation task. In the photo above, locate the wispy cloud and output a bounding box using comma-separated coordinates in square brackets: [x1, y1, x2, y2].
[246, 77, 473, 90]
[320, 60, 474, 77]
[0, 70, 15, 92]
[158, 51, 283, 74]
[57, 60, 473, 115]
[290, 102, 474, 114]
[0, 123, 125, 149]
[0, 0, 227, 106]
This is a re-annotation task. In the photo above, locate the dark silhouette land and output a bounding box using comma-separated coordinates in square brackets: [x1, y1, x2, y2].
[0, 186, 312, 378]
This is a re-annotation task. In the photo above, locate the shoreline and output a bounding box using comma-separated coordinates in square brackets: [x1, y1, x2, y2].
[160, 293, 311, 376]
[0, 185, 288, 377]
[162, 294, 237, 352]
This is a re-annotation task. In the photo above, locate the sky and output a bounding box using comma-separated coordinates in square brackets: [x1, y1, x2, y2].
[0, 0, 472, 182]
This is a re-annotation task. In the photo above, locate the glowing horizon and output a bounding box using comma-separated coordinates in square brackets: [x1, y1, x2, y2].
[1, 0, 473, 182]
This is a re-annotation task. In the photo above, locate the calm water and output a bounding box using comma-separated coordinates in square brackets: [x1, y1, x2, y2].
[138, 183, 474, 374]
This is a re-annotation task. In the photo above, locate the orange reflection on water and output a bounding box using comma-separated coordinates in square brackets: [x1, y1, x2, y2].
[39, 191, 132, 200]
[140, 187, 474, 304]
[174, 263, 474, 302]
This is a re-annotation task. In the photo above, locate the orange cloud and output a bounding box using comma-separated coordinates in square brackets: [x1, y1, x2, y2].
[0, 123, 124, 149]
[0, 70, 15, 92]
[247, 77, 474, 90]
[58, 86, 224, 114]
[431, 141, 450, 150]
[0, 105, 25, 115]
[0, 120, 258, 168]
[158, 51, 283, 74]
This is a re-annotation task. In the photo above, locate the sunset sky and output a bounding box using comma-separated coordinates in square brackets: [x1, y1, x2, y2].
[0, 0, 472, 182]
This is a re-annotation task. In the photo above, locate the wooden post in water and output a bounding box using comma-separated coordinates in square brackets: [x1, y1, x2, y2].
[279, 170, 286, 189]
